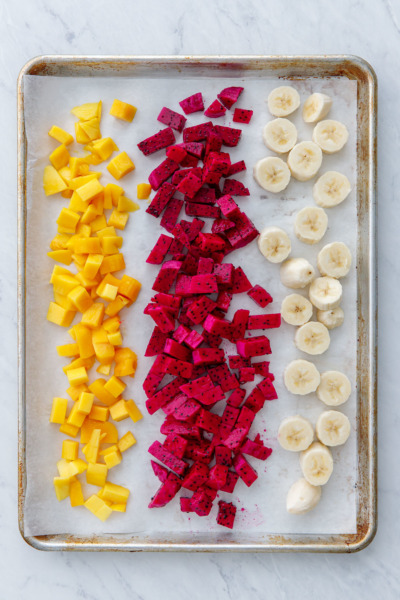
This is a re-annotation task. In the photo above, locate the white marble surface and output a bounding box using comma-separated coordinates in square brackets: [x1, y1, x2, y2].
[1, 0, 398, 597]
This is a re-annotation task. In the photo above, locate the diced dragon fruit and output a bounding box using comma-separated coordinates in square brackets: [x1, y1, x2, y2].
[239, 367, 256, 383]
[182, 462, 209, 491]
[187, 218, 205, 241]
[145, 326, 169, 357]
[148, 472, 182, 508]
[152, 260, 182, 293]
[205, 129, 223, 156]
[179, 93, 204, 115]
[222, 178, 250, 196]
[236, 406, 256, 433]
[207, 464, 228, 489]
[146, 182, 176, 217]
[164, 338, 191, 361]
[212, 218, 235, 234]
[185, 203, 220, 219]
[236, 335, 271, 358]
[145, 376, 185, 414]
[257, 377, 278, 400]
[187, 187, 216, 205]
[201, 329, 222, 348]
[223, 427, 248, 450]
[187, 296, 217, 324]
[163, 434, 188, 458]
[241, 438, 273, 461]
[138, 127, 176, 156]
[231, 309, 250, 339]
[197, 385, 225, 406]
[197, 232, 226, 253]
[222, 404, 240, 429]
[216, 194, 240, 218]
[228, 355, 250, 369]
[227, 387, 246, 408]
[160, 198, 184, 233]
[243, 387, 265, 413]
[233, 108, 253, 124]
[177, 142, 204, 158]
[142, 370, 164, 398]
[214, 124, 242, 147]
[247, 285, 273, 308]
[217, 86, 244, 109]
[166, 145, 187, 163]
[177, 172, 203, 198]
[160, 416, 201, 439]
[184, 329, 204, 350]
[197, 257, 214, 275]
[247, 314, 281, 330]
[212, 263, 233, 288]
[226, 160, 247, 177]
[192, 347, 225, 366]
[217, 500, 237, 529]
[220, 471, 239, 493]
[231, 267, 252, 293]
[172, 167, 202, 185]
[233, 453, 258, 487]
[196, 408, 222, 434]
[204, 99, 226, 118]
[149, 158, 180, 191]
[180, 154, 199, 167]
[157, 107, 187, 132]
[148, 440, 188, 476]
[252, 361, 270, 377]
[203, 314, 233, 339]
[190, 488, 213, 516]
[172, 396, 201, 421]
[146, 305, 176, 333]
[163, 393, 187, 416]
[151, 459, 169, 483]
[215, 445, 232, 467]
[216, 290, 232, 312]
[173, 324, 190, 344]
[183, 121, 213, 142]
[146, 233, 173, 264]
[180, 497, 193, 512]
[164, 356, 193, 379]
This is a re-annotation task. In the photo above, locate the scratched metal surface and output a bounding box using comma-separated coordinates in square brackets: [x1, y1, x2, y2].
[17, 55, 377, 552]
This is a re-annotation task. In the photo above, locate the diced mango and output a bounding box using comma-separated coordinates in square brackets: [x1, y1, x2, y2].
[98, 284, 118, 303]
[52, 273, 79, 296]
[82, 428, 101, 463]
[72, 101, 102, 121]
[107, 331, 122, 346]
[80, 118, 101, 142]
[47, 249, 73, 265]
[74, 323, 95, 358]
[69, 156, 91, 178]
[50, 397, 68, 424]
[54, 477, 70, 501]
[137, 183, 152, 200]
[105, 294, 129, 317]
[91, 195, 104, 215]
[100, 253, 126, 275]
[109, 399, 129, 422]
[67, 366, 89, 386]
[100, 236, 123, 255]
[56, 208, 80, 232]
[76, 223, 92, 237]
[93, 340, 115, 365]
[48, 125, 74, 146]
[57, 343, 79, 357]
[104, 449, 122, 469]
[47, 302, 76, 327]
[67, 402, 87, 428]
[107, 152, 135, 180]
[58, 166, 73, 186]
[57, 458, 79, 478]
[70, 478, 85, 507]
[102, 482, 130, 504]
[54, 292, 76, 311]
[62, 439, 79, 461]
[73, 237, 102, 254]
[102, 316, 121, 333]
[90, 215, 108, 234]
[96, 363, 111, 375]
[50, 233, 70, 251]
[77, 391, 95, 415]
[114, 359, 136, 377]
[126, 399, 143, 423]
[59, 422, 80, 437]
[118, 275, 141, 303]
[43, 165, 68, 196]
[117, 196, 140, 213]
[83, 254, 104, 280]
[76, 178, 104, 203]
[86, 463, 108, 487]
[63, 356, 95, 374]
[84, 494, 112, 521]
[66, 383, 88, 402]
[108, 210, 129, 230]
[104, 376, 126, 398]
[80, 204, 98, 224]
[110, 99, 137, 122]
[118, 431, 136, 453]
[71, 458, 88, 474]
[68, 285, 93, 313]
[88, 379, 118, 407]
[49, 144, 70, 171]
[111, 503, 127, 512]
[68, 193, 88, 213]
[69, 173, 101, 190]
[75, 271, 101, 290]
[81, 302, 105, 329]
[89, 405, 109, 422]
[91, 137, 119, 161]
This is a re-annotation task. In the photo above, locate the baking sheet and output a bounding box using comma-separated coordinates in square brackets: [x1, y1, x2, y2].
[22, 72, 358, 538]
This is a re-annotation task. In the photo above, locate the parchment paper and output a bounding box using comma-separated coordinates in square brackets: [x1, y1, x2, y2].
[23, 72, 357, 537]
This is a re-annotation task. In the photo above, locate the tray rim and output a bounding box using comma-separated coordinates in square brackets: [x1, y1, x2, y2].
[17, 54, 377, 553]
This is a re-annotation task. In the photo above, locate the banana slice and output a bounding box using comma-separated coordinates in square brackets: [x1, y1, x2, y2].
[286, 478, 322, 514]
[281, 293, 313, 326]
[253, 157, 291, 193]
[295, 321, 330, 355]
[284, 359, 320, 395]
[316, 370, 351, 406]
[287, 141, 323, 182]
[309, 276, 342, 310]
[316, 410, 351, 446]
[317, 242, 352, 278]
[280, 258, 315, 289]
[313, 171, 351, 208]
[258, 226, 291, 263]
[317, 307, 344, 330]
[313, 120, 349, 154]
[302, 93, 332, 123]
[267, 86, 300, 117]
[294, 206, 328, 245]
[278, 415, 314, 452]
[263, 118, 297, 153]
[300, 442, 333, 486]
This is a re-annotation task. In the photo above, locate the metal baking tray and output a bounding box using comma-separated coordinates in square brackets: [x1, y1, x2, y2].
[17, 55, 377, 552]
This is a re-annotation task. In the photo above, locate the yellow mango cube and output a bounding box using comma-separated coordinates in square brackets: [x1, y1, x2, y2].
[72, 101, 102, 121]
[118, 431, 136, 453]
[117, 196, 140, 213]
[80, 204, 98, 224]
[48, 125, 74, 146]
[75, 271, 101, 290]
[81, 302, 105, 329]
[57, 458, 79, 478]
[102, 316, 121, 333]
[98, 283, 118, 302]
[71, 458, 88, 474]
[43, 165, 68, 196]
[67, 366, 89, 387]
[52, 273, 79, 296]
[59, 422, 80, 437]
[83, 254, 104, 279]
[49, 144, 69, 171]
[107, 152, 135, 180]
[62, 439, 79, 461]
[104, 375, 126, 398]
[68, 193, 88, 213]
[47, 249, 73, 265]
[76, 223, 92, 237]
[89, 405, 109, 422]
[111, 503, 126, 512]
[126, 399, 143, 423]
[63, 356, 94, 374]
[74, 323, 95, 359]
[100, 236, 123, 255]
[77, 391, 95, 415]
[47, 302, 76, 327]
[118, 275, 141, 303]
[107, 330, 122, 346]
[67, 402, 87, 428]
[76, 178, 104, 203]
[82, 428, 101, 463]
[53, 292, 76, 311]
[57, 343, 79, 357]
[110, 99, 137, 122]
[96, 363, 111, 376]
[80, 118, 101, 142]
[91, 137, 119, 161]
[68, 285, 93, 313]
[58, 166, 73, 186]
[56, 208, 80, 232]
[69, 156, 91, 178]
[54, 477, 70, 501]
[66, 383, 88, 401]
[108, 210, 129, 230]
[102, 482, 130, 504]
[100, 253, 125, 275]
[86, 463, 108, 487]
[137, 183, 152, 200]
[91, 194, 104, 215]
[104, 183, 124, 208]
[84, 494, 112, 521]
[88, 379, 118, 407]
[74, 237, 102, 254]
[90, 215, 108, 234]
[50, 265, 71, 283]
[109, 399, 129, 422]
[50, 233, 70, 251]
[70, 478, 85, 507]
[105, 294, 129, 317]
[104, 449, 122, 469]
[50, 397, 68, 424]
[70, 173, 101, 190]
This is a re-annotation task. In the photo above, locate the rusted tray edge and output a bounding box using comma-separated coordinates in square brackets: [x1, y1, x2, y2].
[17, 54, 377, 553]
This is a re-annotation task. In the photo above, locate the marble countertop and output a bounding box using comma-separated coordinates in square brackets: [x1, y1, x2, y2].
[1, 0, 398, 597]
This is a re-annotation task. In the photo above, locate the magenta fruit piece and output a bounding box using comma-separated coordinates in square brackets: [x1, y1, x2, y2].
[176, 172, 203, 199]
[217, 86, 244, 109]
[197, 257, 214, 275]
[215, 445, 232, 467]
[247, 285, 273, 308]
[166, 145, 187, 163]
[233, 108, 253, 124]
[180, 374, 214, 398]
[183, 121, 213, 142]
[207, 464, 229, 489]
[223, 427, 248, 450]
[216, 500, 237, 529]
[179, 92, 204, 115]
[214, 124, 242, 147]
[257, 377, 278, 400]
[241, 438, 273, 461]
[184, 329, 204, 350]
[164, 338, 191, 361]
[149, 158, 180, 191]
[163, 434, 188, 458]
[231, 309, 250, 339]
[152, 259, 182, 294]
[148, 440, 188, 476]
[172, 167, 202, 185]
[146, 305, 176, 333]
[204, 99, 227, 118]
[142, 370, 164, 398]
[252, 361, 270, 377]
[203, 314, 233, 339]
[205, 129, 223, 156]
[216, 290, 232, 312]
[187, 187, 216, 205]
[192, 347, 225, 366]
[197, 232, 226, 253]
[247, 314, 281, 330]
[180, 497, 193, 512]
[236, 335, 271, 358]
[160, 198, 184, 233]
[208, 363, 239, 393]
[239, 367, 256, 383]
[228, 355, 250, 369]
[220, 471, 239, 493]
[217, 194, 240, 219]
[182, 462, 210, 491]
[151, 459, 169, 483]
[226, 160, 247, 177]
[197, 385, 225, 406]
[227, 387, 246, 408]
[146, 182, 176, 218]
[212, 218, 235, 234]
[243, 387, 265, 413]
[222, 178, 250, 197]
[145, 326, 169, 357]
[187, 296, 217, 325]
[158, 107, 187, 132]
[236, 406, 256, 433]
[177, 142, 204, 158]
[196, 408, 222, 434]
[148, 472, 182, 508]
[160, 416, 201, 439]
[233, 453, 258, 487]
[145, 376, 185, 414]
[138, 127, 175, 156]
[231, 267, 252, 293]
[146, 233, 173, 264]
[185, 203, 220, 219]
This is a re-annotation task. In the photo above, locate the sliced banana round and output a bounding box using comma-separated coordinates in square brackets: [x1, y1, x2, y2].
[300, 442, 333, 486]
[278, 415, 314, 452]
[294, 206, 328, 245]
[263, 118, 297, 153]
[302, 93, 332, 123]
[309, 276, 342, 310]
[284, 359, 320, 395]
[313, 171, 351, 208]
[316, 410, 351, 446]
[317, 242, 352, 278]
[267, 86, 300, 117]
[316, 370, 351, 406]
[313, 120, 349, 154]
[281, 293, 313, 326]
[287, 141, 323, 182]
[280, 258, 315, 289]
[317, 307, 344, 330]
[258, 226, 291, 263]
[286, 478, 322, 514]
[295, 321, 330, 355]
[253, 157, 291, 193]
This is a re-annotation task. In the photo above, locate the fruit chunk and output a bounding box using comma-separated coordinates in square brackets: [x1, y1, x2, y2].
[217, 87, 243, 109]
[107, 152, 135, 180]
[109, 99, 137, 122]
[48, 125, 74, 146]
[43, 166, 68, 196]
[179, 93, 204, 115]
[233, 108, 253, 124]
[138, 128, 176, 156]
[137, 183, 152, 199]
[217, 500, 237, 529]
[157, 107, 187, 132]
